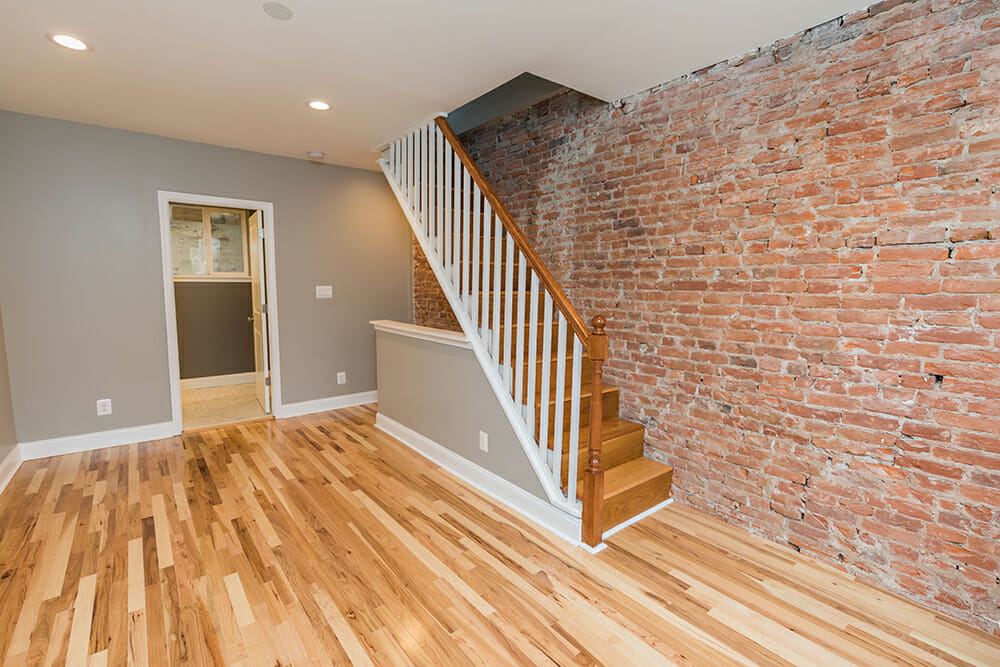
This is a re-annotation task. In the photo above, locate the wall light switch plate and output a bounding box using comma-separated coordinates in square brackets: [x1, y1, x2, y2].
[479, 431, 488, 453]
[96, 398, 112, 416]
[316, 285, 333, 299]
[337, 371, 347, 385]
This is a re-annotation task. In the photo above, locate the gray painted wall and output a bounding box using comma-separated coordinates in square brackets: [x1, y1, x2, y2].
[0, 110, 412, 443]
[447, 72, 568, 134]
[0, 308, 16, 463]
[174, 282, 253, 379]
[375, 329, 546, 499]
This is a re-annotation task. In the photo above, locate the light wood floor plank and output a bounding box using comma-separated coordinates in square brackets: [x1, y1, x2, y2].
[1, 403, 998, 666]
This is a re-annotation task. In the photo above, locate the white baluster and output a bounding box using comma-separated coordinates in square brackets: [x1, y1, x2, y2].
[480, 201, 492, 336]
[452, 152, 461, 289]
[491, 213, 502, 364]
[470, 186, 481, 322]
[539, 292, 553, 459]
[390, 142, 396, 187]
[502, 237, 515, 389]
[567, 337, 583, 506]
[421, 124, 429, 235]
[436, 127, 445, 258]
[444, 139, 452, 279]
[526, 272, 540, 438]
[462, 169, 471, 301]
[514, 252, 527, 409]
[429, 128, 438, 254]
[552, 312, 567, 486]
[406, 133, 413, 210]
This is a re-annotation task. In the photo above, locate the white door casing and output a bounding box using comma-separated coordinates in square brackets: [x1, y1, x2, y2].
[249, 210, 270, 412]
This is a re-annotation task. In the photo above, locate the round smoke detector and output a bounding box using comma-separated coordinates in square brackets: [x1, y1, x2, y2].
[262, 2, 293, 20]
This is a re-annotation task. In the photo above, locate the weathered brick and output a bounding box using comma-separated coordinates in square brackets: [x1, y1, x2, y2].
[413, 0, 1000, 634]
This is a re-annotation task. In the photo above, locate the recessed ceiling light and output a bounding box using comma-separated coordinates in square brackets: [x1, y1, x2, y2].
[306, 151, 326, 161]
[307, 100, 330, 111]
[262, 2, 293, 20]
[48, 33, 88, 51]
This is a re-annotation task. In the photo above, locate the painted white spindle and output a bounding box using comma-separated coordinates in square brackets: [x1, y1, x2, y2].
[435, 127, 443, 256]
[567, 337, 584, 506]
[462, 170, 471, 301]
[479, 201, 492, 335]
[552, 312, 567, 485]
[503, 238, 515, 390]
[526, 272, 540, 436]
[491, 212, 502, 363]
[470, 185, 481, 322]
[428, 128, 437, 252]
[406, 133, 413, 208]
[444, 142, 455, 276]
[539, 292, 553, 459]
[514, 252, 527, 409]
[420, 126, 427, 233]
[451, 151, 460, 287]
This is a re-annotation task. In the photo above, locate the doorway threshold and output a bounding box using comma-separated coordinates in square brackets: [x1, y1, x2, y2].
[182, 415, 275, 435]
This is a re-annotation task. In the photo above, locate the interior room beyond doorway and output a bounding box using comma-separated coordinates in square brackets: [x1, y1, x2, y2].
[169, 202, 271, 429]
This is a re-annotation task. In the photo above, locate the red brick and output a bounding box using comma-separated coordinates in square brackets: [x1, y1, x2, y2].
[410, 0, 1000, 636]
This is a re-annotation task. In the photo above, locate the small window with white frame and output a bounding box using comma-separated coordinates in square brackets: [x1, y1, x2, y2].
[170, 204, 250, 280]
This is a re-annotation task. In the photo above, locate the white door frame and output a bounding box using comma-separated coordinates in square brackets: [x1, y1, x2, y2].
[157, 190, 283, 434]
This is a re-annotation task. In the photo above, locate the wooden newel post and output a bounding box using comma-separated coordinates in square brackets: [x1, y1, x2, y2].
[582, 315, 609, 547]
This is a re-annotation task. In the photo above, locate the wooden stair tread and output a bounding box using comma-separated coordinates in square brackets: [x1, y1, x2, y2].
[534, 382, 615, 408]
[574, 457, 673, 500]
[559, 416, 642, 449]
[603, 458, 674, 498]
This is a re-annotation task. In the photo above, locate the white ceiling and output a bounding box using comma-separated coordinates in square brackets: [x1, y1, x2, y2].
[1, 0, 867, 171]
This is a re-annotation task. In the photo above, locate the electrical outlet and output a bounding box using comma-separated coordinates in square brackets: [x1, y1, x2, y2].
[315, 285, 333, 299]
[96, 398, 112, 416]
[337, 371, 347, 385]
[479, 431, 488, 453]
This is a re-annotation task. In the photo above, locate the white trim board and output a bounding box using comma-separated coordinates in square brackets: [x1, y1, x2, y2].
[180, 372, 255, 391]
[375, 412, 582, 546]
[602, 497, 674, 539]
[277, 391, 378, 419]
[370, 320, 470, 349]
[0, 445, 22, 497]
[157, 191, 283, 437]
[19, 421, 177, 460]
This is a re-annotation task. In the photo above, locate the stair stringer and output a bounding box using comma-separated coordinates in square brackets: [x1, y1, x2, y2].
[378, 158, 581, 519]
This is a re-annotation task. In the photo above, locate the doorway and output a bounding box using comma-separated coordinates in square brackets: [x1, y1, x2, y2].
[157, 192, 281, 433]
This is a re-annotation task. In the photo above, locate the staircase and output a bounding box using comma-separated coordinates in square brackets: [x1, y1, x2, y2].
[378, 116, 672, 547]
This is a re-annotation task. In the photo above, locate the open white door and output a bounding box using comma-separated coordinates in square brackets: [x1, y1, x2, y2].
[249, 210, 270, 412]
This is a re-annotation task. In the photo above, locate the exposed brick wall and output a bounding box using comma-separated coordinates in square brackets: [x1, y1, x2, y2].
[416, 0, 1000, 632]
[412, 237, 460, 331]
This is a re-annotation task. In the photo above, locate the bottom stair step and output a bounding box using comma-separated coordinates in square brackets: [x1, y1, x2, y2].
[578, 458, 673, 532]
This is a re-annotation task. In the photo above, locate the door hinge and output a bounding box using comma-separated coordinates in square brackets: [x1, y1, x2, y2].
[265, 375, 271, 386]
[258, 226, 265, 239]
[261, 302, 268, 314]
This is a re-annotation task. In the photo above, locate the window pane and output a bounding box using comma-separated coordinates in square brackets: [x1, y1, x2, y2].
[210, 211, 245, 273]
[170, 205, 207, 275]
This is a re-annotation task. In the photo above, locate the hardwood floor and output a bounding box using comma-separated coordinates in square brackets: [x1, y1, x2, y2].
[1, 404, 998, 666]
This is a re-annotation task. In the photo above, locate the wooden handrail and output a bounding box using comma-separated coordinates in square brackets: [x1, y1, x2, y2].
[435, 117, 591, 344]
[582, 315, 608, 547]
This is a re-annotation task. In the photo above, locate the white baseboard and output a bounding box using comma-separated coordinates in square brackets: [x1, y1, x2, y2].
[276, 390, 378, 419]
[180, 372, 255, 391]
[374, 412, 582, 546]
[19, 421, 179, 460]
[0, 445, 22, 496]
[602, 497, 674, 539]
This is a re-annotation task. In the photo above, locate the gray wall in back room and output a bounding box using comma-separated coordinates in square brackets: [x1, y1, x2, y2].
[174, 282, 254, 379]
[0, 110, 412, 443]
